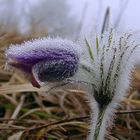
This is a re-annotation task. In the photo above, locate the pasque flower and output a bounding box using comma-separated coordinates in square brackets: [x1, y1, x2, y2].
[6, 38, 80, 88]
[5, 30, 140, 140]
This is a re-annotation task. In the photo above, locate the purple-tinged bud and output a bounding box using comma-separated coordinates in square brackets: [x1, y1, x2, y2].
[6, 38, 80, 88]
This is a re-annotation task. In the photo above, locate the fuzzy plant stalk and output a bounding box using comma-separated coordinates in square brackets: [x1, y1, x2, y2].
[83, 30, 140, 140]
[5, 31, 140, 140]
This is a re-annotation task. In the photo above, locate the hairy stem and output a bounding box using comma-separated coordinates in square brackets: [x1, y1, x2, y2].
[93, 107, 106, 140]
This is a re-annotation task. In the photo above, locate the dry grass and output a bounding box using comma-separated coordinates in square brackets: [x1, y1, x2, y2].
[0, 33, 140, 140]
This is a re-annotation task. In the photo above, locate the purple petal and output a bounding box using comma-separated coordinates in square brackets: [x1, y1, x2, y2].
[7, 48, 77, 65]
[9, 62, 33, 73]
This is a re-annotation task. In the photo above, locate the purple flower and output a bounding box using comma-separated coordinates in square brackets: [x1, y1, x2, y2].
[6, 38, 79, 88]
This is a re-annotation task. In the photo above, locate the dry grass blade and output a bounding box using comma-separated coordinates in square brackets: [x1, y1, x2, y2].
[8, 131, 24, 140]
[8, 95, 25, 124]
[0, 84, 48, 94]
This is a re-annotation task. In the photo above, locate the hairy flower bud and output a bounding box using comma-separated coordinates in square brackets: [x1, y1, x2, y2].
[6, 38, 79, 88]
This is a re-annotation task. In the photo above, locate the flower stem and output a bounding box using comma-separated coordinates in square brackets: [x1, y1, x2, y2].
[93, 107, 106, 140]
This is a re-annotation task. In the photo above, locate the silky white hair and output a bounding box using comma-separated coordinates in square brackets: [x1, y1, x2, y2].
[81, 30, 140, 140]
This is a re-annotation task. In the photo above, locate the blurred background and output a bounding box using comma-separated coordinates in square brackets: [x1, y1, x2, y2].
[71, 0, 140, 34]
[0, 0, 140, 140]
[0, 0, 139, 38]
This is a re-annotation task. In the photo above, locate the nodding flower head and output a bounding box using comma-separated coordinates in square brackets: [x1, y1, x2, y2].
[6, 38, 80, 88]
